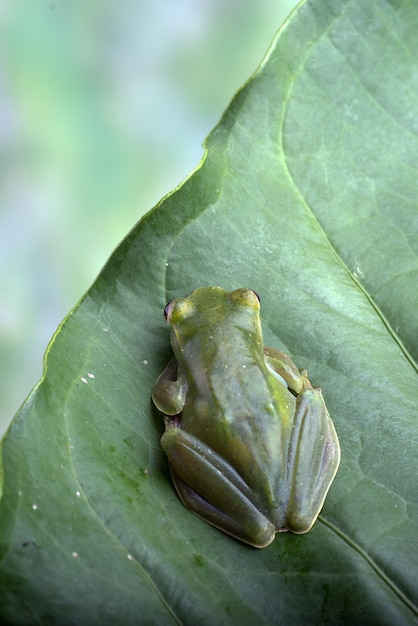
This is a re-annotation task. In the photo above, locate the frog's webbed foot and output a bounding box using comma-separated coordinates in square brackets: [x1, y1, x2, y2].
[161, 428, 276, 548]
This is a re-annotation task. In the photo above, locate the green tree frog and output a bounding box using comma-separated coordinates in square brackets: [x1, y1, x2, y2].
[152, 287, 340, 548]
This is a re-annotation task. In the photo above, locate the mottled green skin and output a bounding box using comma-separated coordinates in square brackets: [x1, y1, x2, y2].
[152, 287, 340, 548]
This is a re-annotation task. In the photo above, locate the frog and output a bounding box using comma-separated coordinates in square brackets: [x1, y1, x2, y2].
[152, 286, 340, 548]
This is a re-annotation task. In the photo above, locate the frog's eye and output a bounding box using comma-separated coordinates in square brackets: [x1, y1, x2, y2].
[164, 300, 174, 320]
[230, 288, 260, 308]
[164, 298, 194, 323]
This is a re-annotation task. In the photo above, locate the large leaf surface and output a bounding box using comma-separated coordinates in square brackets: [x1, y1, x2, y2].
[1, 0, 418, 623]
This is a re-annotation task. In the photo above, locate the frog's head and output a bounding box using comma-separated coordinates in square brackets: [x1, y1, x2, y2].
[163, 286, 262, 356]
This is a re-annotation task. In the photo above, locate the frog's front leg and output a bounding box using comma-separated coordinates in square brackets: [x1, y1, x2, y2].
[152, 357, 186, 416]
[264, 346, 309, 393]
[161, 424, 276, 548]
[284, 386, 340, 533]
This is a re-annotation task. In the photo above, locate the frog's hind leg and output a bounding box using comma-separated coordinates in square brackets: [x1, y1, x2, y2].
[161, 427, 276, 548]
[284, 386, 340, 534]
[170, 469, 276, 547]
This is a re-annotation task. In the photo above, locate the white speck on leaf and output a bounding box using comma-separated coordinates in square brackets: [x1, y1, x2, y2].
[353, 258, 365, 280]
[81, 377, 88, 384]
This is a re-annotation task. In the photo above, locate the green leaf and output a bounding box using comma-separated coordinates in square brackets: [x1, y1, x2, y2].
[1, 0, 418, 623]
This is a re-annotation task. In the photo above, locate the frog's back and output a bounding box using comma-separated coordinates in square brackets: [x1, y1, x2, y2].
[180, 348, 295, 515]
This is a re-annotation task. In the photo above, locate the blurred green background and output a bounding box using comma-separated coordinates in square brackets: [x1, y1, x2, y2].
[0, 0, 296, 436]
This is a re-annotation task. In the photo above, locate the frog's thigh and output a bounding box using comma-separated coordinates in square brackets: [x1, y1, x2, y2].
[161, 428, 276, 548]
[285, 388, 340, 533]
